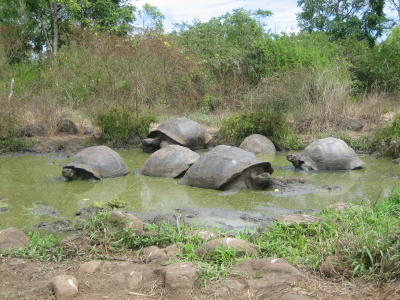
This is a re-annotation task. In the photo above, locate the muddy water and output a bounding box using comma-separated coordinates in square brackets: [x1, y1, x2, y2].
[0, 150, 398, 230]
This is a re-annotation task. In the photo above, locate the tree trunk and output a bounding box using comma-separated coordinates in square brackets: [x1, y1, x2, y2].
[51, 1, 59, 55]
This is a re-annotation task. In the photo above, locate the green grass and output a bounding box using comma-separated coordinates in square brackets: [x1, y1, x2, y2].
[373, 113, 400, 158]
[2, 190, 399, 282]
[0, 137, 33, 154]
[5, 232, 68, 262]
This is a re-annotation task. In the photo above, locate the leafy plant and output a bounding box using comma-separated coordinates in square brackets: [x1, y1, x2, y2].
[217, 110, 299, 149]
[372, 112, 400, 158]
[94, 106, 155, 147]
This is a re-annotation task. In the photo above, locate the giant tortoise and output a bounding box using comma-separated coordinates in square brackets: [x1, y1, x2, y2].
[179, 145, 274, 190]
[62, 146, 129, 181]
[287, 137, 364, 171]
[141, 145, 200, 178]
[142, 117, 212, 153]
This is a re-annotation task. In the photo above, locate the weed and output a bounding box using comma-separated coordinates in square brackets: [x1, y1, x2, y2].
[94, 107, 155, 147]
[8, 232, 67, 262]
[217, 110, 300, 150]
[372, 113, 400, 158]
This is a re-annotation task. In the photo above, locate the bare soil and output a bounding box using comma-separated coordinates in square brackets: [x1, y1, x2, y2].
[1, 255, 399, 300]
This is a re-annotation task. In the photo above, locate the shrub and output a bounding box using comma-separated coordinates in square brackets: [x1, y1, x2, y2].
[372, 113, 400, 158]
[94, 107, 155, 147]
[217, 110, 300, 149]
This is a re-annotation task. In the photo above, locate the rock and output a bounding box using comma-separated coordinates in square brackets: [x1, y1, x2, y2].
[232, 258, 304, 290]
[57, 119, 79, 135]
[23, 124, 45, 137]
[165, 244, 180, 257]
[190, 230, 217, 241]
[321, 184, 341, 192]
[155, 262, 198, 289]
[240, 134, 276, 155]
[0, 207, 8, 214]
[345, 119, 363, 131]
[78, 261, 103, 274]
[196, 238, 258, 257]
[274, 214, 322, 226]
[327, 202, 350, 212]
[0, 227, 29, 251]
[279, 293, 316, 300]
[223, 279, 249, 292]
[51, 275, 78, 299]
[393, 158, 400, 165]
[112, 269, 143, 290]
[110, 210, 144, 233]
[33, 221, 74, 233]
[320, 255, 346, 278]
[75, 206, 104, 219]
[142, 245, 167, 262]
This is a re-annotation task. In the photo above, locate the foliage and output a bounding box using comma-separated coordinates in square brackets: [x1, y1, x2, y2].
[94, 106, 155, 147]
[175, 8, 272, 85]
[9, 232, 67, 262]
[253, 190, 400, 280]
[297, 0, 387, 45]
[217, 110, 300, 149]
[372, 113, 400, 158]
[135, 4, 165, 32]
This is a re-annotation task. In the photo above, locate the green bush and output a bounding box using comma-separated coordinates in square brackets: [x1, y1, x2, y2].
[94, 107, 155, 147]
[372, 113, 400, 158]
[217, 110, 301, 149]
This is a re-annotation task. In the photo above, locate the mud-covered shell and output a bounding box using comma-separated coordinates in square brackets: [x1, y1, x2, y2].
[301, 137, 364, 170]
[148, 117, 212, 150]
[63, 146, 129, 179]
[240, 134, 276, 155]
[141, 145, 200, 178]
[179, 145, 273, 190]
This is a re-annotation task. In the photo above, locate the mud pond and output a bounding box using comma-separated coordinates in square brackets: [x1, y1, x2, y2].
[0, 150, 399, 231]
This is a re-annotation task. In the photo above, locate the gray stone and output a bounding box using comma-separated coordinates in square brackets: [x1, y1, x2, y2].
[23, 124, 45, 137]
[196, 238, 258, 257]
[155, 262, 199, 289]
[240, 134, 276, 155]
[0, 227, 29, 251]
[345, 119, 363, 131]
[274, 214, 322, 226]
[110, 210, 144, 233]
[232, 258, 305, 290]
[51, 275, 78, 299]
[327, 202, 350, 212]
[57, 119, 79, 135]
[393, 158, 400, 165]
[78, 261, 103, 274]
[142, 245, 167, 262]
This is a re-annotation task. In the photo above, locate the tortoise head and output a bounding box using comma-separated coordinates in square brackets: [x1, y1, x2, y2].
[249, 172, 273, 190]
[62, 167, 76, 180]
[287, 154, 304, 169]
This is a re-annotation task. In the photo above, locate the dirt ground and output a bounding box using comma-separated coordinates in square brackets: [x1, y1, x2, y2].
[1, 255, 399, 300]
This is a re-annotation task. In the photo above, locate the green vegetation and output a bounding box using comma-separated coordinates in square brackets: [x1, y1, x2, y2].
[94, 107, 155, 147]
[10, 232, 67, 262]
[3, 190, 399, 282]
[373, 113, 400, 158]
[217, 110, 303, 150]
[0, 3, 399, 154]
[255, 190, 400, 280]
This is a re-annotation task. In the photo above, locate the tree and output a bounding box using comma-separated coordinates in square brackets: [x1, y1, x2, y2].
[0, 0, 136, 58]
[388, 0, 400, 24]
[297, 0, 387, 45]
[175, 9, 272, 84]
[135, 3, 165, 32]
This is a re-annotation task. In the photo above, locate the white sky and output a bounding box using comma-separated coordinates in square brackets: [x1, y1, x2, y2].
[132, 0, 399, 33]
[132, 0, 301, 33]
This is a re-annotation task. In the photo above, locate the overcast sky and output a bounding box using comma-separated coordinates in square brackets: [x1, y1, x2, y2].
[132, 0, 301, 33]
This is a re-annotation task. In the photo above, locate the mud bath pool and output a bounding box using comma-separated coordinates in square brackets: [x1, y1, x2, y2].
[0, 149, 398, 230]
